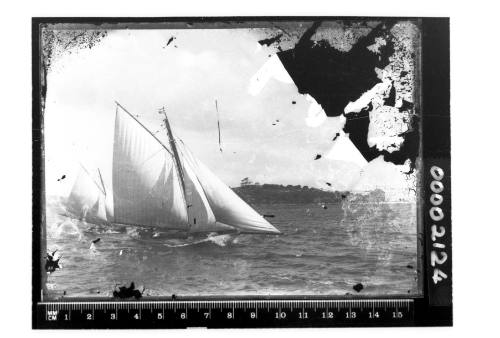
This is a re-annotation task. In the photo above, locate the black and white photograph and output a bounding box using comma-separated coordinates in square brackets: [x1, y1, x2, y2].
[0, 0, 494, 334]
[40, 19, 421, 299]
[30, 15, 455, 329]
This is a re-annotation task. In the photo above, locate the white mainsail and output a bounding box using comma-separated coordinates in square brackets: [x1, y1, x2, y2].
[65, 104, 280, 235]
[112, 106, 188, 229]
[112, 103, 280, 235]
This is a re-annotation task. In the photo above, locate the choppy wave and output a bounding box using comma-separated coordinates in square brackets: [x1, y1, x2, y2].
[163, 233, 236, 248]
[44, 201, 419, 297]
[53, 219, 82, 238]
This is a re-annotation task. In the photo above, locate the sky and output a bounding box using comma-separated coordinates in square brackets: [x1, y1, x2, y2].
[44, 28, 416, 200]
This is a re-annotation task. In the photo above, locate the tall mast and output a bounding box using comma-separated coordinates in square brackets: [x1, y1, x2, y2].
[78, 162, 105, 195]
[97, 168, 106, 196]
[114, 101, 174, 157]
[160, 107, 190, 227]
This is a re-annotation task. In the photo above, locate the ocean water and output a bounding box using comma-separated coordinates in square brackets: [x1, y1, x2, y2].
[44, 198, 420, 298]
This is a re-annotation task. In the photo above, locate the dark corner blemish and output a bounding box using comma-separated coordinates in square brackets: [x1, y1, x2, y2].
[258, 33, 283, 47]
[276, 20, 418, 170]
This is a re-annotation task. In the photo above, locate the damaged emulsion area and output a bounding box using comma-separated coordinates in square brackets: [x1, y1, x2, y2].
[45, 249, 62, 273]
[113, 282, 145, 299]
[264, 20, 419, 172]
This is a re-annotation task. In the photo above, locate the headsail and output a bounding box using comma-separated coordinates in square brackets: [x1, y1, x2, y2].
[113, 105, 188, 229]
[112, 102, 279, 234]
[67, 165, 109, 222]
[177, 141, 280, 234]
[88, 193, 107, 221]
[181, 154, 235, 233]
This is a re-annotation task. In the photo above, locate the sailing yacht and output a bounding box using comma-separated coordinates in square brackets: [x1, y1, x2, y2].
[65, 102, 280, 236]
[65, 164, 112, 225]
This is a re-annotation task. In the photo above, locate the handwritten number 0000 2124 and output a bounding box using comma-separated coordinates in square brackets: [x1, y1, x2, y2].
[429, 166, 448, 284]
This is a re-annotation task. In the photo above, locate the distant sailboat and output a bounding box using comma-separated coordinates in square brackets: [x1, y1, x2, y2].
[66, 164, 112, 224]
[65, 102, 280, 235]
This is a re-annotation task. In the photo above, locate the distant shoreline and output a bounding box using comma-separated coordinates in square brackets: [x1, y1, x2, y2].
[46, 183, 411, 207]
[232, 184, 390, 205]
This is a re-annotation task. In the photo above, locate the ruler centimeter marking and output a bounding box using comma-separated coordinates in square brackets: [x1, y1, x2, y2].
[37, 299, 414, 328]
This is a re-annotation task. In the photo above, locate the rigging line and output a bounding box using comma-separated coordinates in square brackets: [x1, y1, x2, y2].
[215, 100, 222, 152]
[176, 139, 274, 232]
[114, 101, 174, 158]
[78, 163, 106, 196]
[165, 152, 190, 229]
[160, 107, 190, 228]
[176, 135, 240, 146]
[176, 142, 215, 209]
[97, 168, 106, 196]
[175, 141, 221, 227]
